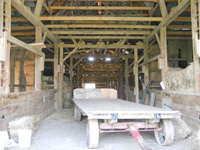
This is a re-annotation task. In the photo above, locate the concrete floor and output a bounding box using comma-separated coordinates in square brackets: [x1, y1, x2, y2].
[9, 109, 193, 150]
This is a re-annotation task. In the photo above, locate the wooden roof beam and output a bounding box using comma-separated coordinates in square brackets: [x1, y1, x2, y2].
[51, 6, 152, 11]
[11, 0, 58, 42]
[40, 16, 163, 22]
[145, 0, 190, 42]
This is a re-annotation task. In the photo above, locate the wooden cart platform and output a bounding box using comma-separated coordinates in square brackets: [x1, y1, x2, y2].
[72, 89, 181, 149]
[73, 98, 180, 120]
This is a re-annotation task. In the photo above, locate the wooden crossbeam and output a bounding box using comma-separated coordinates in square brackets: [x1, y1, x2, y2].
[40, 16, 163, 22]
[51, 6, 152, 11]
[46, 24, 156, 29]
[63, 47, 78, 62]
[34, 0, 43, 17]
[51, 30, 151, 35]
[145, 0, 190, 41]
[73, 58, 83, 68]
[11, 0, 57, 42]
[59, 36, 145, 40]
[8, 35, 44, 56]
[59, 44, 143, 49]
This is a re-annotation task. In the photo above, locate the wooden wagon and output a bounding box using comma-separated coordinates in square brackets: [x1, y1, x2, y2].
[73, 88, 181, 150]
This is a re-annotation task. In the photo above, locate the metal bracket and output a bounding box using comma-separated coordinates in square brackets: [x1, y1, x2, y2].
[154, 113, 161, 120]
[111, 113, 118, 120]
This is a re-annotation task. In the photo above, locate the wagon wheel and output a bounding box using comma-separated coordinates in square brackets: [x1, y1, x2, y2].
[74, 106, 82, 121]
[87, 119, 99, 149]
[154, 119, 174, 146]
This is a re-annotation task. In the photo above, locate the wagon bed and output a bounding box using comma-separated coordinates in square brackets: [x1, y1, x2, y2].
[73, 98, 180, 120]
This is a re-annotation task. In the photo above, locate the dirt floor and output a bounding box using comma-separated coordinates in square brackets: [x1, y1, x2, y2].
[8, 109, 194, 150]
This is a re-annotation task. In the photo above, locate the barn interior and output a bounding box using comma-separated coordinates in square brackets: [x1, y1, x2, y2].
[0, 0, 200, 149]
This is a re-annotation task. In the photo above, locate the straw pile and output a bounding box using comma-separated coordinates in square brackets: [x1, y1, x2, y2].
[172, 118, 191, 141]
[166, 63, 195, 94]
[9, 116, 39, 142]
[188, 129, 200, 150]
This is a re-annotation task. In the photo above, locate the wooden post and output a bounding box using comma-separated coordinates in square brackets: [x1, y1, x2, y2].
[19, 49, 26, 92]
[134, 48, 139, 103]
[70, 57, 73, 99]
[2, 0, 11, 93]
[10, 50, 15, 92]
[120, 64, 124, 99]
[35, 26, 42, 91]
[54, 42, 59, 109]
[191, 0, 200, 93]
[54, 42, 58, 89]
[58, 43, 63, 109]
[125, 57, 129, 100]
[160, 27, 168, 89]
[143, 40, 149, 88]
[76, 64, 80, 88]
[107, 70, 109, 88]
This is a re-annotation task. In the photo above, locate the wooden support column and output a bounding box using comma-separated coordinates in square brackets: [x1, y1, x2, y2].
[120, 64, 124, 99]
[70, 57, 73, 99]
[35, 27, 42, 91]
[76, 64, 80, 88]
[54, 42, 59, 109]
[10, 50, 15, 92]
[125, 57, 129, 100]
[54, 42, 58, 89]
[191, 0, 200, 93]
[19, 49, 26, 92]
[58, 43, 63, 109]
[2, 0, 11, 93]
[134, 48, 139, 103]
[143, 41, 149, 88]
[160, 27, 168, 89]
[107, 70, 109, 88]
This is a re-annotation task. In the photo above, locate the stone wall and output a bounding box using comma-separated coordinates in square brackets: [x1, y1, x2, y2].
[0, 89, 56, 130]
[152, 90, 200, 130]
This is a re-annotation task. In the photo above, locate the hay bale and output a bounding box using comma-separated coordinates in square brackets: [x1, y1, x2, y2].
[9, 116, 39, 142]
[187, 129, 200, 150]
[166, 63, 195, 94]
[172, 118, 192, 141]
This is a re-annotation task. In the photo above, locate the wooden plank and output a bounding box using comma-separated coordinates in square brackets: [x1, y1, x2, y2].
[134, 48, 139, 103]
[11, 42, 46, 49]
[73, 58, 83, 69]
[51, 30, 151, 35]
[58, 44, 63, 109]
[46, 24, 156, 29]
[145, 0, 190, 42]
[7, 35, 44, 56]
[158, 0, 168, 18]
[11, 0, 57, 42]
[54, 42, 58, 89]
[19, 49, 26, 92]
[191, 0, 200, 94]
[34, 0, 43, 17]
[10, 50, 15, 93]
[72, 98, 180, 119]
[63, 47, 78, 62]
[2, 0, 11, 93]
[0, 0, 3, 35]
[51, 6, 152, 11]
[125, 57, 129, 100]
[160, 27, 168, 89]
[40, 16, 163, 22]
[70, 57, 73, 99]
[60, 44, 143, 49]
[35, 26, 42, 91]
[59, 36, 145, 40]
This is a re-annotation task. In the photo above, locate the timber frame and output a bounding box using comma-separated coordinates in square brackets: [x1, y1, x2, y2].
[0, 0, 199, 108]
